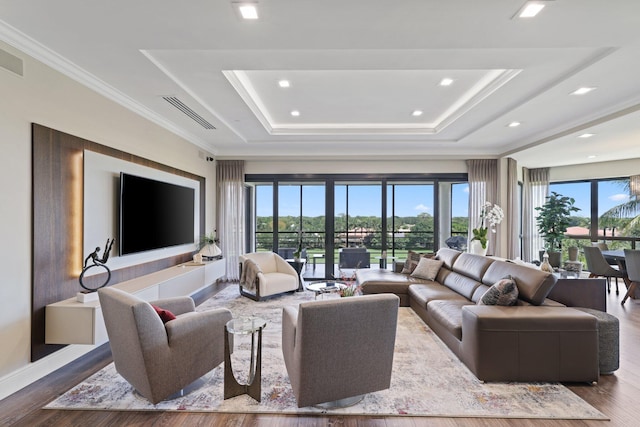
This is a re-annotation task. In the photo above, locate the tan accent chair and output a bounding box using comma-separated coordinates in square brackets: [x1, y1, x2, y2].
[98, 287, 232, 404]
[239, 251, 300, 301]
[282, 294, 399, 408]
[584, 246, 625, 294]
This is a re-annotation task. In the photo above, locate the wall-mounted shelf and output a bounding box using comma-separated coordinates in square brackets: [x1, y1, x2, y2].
[45, 259, 225, 345]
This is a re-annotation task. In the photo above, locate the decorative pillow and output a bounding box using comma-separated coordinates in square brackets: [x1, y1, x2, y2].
[410, 258, 444, 281]
[478, 276, 519, 306]
[401, 251, 434, 274]
[152, 304, 177, 323]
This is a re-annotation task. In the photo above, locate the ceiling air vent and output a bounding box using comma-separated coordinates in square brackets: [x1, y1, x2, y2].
[162, 96, 216, 129]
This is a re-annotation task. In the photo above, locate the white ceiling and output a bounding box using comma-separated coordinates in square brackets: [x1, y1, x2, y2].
[1, 0, 640, 168]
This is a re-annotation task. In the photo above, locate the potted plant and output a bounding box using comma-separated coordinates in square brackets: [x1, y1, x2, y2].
[197, 230, 221, 259]
[535, 192, 580, 267]
[470, 202, 504, 255]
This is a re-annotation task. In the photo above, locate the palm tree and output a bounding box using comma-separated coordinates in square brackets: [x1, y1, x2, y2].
[600, 180, 640, 236]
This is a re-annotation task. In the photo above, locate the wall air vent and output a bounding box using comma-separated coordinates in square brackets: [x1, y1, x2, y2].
[0, 47, 24, 77]
[162, 96, 216, 129]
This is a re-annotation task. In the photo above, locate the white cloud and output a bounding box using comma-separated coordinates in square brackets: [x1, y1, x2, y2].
[463, 186, 469, 193]
[415, 203, 432, 212]
[610, 193, 630, 202]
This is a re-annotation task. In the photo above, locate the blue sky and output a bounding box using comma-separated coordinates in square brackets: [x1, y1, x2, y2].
[258, 180, 633, 219]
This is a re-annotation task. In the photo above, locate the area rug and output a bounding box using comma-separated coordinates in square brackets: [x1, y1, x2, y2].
[45, 286, 608, 420]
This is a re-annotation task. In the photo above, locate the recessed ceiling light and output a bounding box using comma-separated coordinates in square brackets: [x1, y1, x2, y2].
[571, 87, 596, 95]
[278, 80, 290, 88]
[290, 110, 300, 117]
[579, 133, 595, 138]
[519, 2, 546, 18]
[439, 78, 454, 86]
[507, 121, 521, 128]
[238, 3, 258, 20]
[412, 110, 423, 117]
[588, 155, 597, 159]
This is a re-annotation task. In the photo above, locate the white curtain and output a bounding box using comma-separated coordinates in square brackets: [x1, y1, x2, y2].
[506, 158, 519, 259]
[522, 167, 549, 262]
[466, 159, 499, 256]
[216, 160, 245, 281]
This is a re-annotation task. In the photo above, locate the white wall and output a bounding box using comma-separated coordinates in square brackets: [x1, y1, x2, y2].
[550, 158, 640, 182]
[245, 159, 468, 175]
[0, 40, 216, 399]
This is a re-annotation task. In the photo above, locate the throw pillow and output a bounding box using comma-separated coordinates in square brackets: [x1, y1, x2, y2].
[152, 304, 177, 323]
[401, 251, 434, 274]
[410, 258, 444, 281]
[477, 276, 519, 306]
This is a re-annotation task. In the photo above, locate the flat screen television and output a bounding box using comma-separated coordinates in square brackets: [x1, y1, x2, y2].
[119, 172, 195, 256]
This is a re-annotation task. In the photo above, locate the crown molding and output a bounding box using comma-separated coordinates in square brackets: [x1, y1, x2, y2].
[0, 19, 213, 152]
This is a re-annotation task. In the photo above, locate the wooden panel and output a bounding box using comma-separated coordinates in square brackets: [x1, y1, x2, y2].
[31, 124, 205, 361]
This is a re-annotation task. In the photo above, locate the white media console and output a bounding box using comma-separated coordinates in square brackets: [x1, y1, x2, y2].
[45, 258, 225, 345]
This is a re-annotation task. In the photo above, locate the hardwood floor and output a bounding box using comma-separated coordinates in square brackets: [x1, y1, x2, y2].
[2, 282, 639, 426]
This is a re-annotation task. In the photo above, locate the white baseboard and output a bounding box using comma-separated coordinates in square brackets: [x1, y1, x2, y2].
[0, 344, 95, 400]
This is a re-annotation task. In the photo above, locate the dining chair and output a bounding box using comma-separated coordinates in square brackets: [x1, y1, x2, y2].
[622, 249, 640, 305]
[583, 246, 625, 295]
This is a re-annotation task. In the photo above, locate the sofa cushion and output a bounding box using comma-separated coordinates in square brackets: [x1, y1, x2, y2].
[482, 260, 556, 306]
[435, 248, 462, 270]
[478, 277, 519, 306]
[438, 270, 485, 301]
[451, 253, 495, 282]
[408, 283, 468, 309]
[401, 251, 433, 274]
[411, 258, 444, 281]
[427, 300, 473, 340]
[357, 269, 432, 295]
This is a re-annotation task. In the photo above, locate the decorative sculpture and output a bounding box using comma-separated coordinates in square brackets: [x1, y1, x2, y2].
[79, 238, 115, 291]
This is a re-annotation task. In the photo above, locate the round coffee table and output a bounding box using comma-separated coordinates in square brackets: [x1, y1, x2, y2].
[306, 281, 348, 299]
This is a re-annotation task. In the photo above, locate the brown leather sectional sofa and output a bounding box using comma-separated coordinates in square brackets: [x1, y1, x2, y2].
[356, 248, 601, 383]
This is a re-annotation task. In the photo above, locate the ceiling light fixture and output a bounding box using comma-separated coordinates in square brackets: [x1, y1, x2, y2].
[579, 133, 595, 138]
[236, 3, 258, 20]
[278, 80, 290, 88]
[587, 155, 597, 159]
[507, 121, 521, 128]
[439, 78, 454, 86]
[571, 87, 596, 95]
[290, 110, 300, 117]
[513, 1, 552, 19]
[412, 110, 423, 117]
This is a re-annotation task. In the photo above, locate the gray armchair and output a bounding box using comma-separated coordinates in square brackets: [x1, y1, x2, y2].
[622, 249, 640, 304]
[282, 294, 399, 408]
[98, 287, 232, 404]
[584, 246, 625, 294]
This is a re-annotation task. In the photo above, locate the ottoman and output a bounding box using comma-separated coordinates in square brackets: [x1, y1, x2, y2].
[575, 307, 620, 375]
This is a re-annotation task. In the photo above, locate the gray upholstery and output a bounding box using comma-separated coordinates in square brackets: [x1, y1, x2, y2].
[98, 287, 232, 404]
[282, 294, 399, 407]
[622, 249, 640, 304]
[338, 247, 371, 268]
[239, 251, 300, 300]
[584, 246, 625, 294]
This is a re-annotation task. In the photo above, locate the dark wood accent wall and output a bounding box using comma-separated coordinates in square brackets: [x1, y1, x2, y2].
[31, 124, 206, 362]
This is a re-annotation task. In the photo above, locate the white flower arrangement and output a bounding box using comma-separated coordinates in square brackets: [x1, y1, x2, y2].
[471, 202, 504, 249]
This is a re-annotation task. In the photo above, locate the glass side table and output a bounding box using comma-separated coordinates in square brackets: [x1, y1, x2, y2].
[224, 316, 267, 402]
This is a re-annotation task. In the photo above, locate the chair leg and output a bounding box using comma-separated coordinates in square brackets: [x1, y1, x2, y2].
[615, 277, 619, 295]
[621, 281, 637, 305]
[606, 277, 611, 293]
